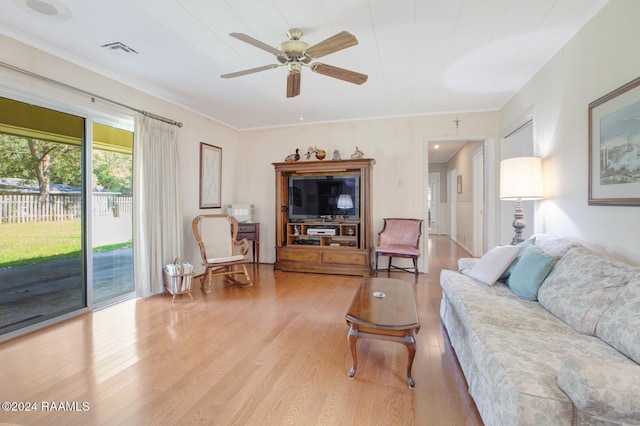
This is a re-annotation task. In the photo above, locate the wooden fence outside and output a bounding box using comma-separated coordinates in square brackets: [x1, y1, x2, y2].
[0, 194, 132, 223]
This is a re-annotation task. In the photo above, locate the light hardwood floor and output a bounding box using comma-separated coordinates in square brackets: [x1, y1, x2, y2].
[0, 236, 482, 425]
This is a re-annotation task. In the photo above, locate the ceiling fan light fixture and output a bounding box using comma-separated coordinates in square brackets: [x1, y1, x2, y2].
[279, 40, 309, 57]
[288, 62, 302, 73]
[223, 28, 368, 98]
[286, 28, 303, 40]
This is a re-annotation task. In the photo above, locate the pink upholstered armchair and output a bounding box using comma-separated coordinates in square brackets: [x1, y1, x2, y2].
[374, 218, 423, 282]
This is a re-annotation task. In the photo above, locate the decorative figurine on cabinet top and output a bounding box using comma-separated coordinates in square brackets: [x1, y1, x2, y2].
[285, 148, 300, 162]
[305, 146, 326, 160]
[351, 147, 364, 159]
[333, 149, 341, 160]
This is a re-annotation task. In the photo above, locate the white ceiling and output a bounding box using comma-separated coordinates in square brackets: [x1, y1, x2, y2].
[428, 140, 469, 163]
[1, 0, 608, 131]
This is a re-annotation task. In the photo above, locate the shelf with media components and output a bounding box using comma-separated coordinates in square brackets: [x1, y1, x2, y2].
[287, 221, 359, 248]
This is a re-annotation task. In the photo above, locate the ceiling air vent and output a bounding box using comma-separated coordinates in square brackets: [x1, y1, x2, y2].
[101, 41, 139, 54]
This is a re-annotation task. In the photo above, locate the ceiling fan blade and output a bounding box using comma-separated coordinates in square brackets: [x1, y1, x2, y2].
[229, 32, 282, 56]
[311, 63, 368, 85]
[287, 72, 301, 98]
[221, 64, 280, 78]
[304, 31, 358, 59]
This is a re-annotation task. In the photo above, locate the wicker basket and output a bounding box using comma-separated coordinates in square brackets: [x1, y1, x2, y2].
[163, 257, 194, 302]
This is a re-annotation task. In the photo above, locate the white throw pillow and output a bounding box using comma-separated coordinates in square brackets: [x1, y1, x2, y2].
[463, 245, 521, 285]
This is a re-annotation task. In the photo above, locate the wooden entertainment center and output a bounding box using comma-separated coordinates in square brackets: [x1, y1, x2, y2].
[273, 158, 375, 276]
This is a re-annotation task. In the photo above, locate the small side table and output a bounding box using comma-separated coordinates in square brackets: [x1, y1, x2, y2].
[237, 222, 260, 264]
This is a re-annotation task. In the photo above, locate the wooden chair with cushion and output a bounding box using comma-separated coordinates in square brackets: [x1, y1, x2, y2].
[374, 218, 423, 283]
[192, 214, 252, 293]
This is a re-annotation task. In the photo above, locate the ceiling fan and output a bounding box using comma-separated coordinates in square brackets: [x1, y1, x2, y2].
[221, 28, 368, 98]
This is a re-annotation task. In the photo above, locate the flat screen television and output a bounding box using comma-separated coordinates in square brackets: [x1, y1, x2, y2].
[288, 174, 360, 220]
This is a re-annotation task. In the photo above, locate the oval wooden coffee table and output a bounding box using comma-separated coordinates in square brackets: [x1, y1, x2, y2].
[345, 277, 420, 388]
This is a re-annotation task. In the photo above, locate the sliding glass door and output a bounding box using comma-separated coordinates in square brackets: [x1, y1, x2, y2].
[91, 123, 134, 305]
[0, 97, 136, 337]
[0, 97, 85, 335]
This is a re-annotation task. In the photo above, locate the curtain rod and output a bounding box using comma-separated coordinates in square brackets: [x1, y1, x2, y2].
[0, 61, 183, 128]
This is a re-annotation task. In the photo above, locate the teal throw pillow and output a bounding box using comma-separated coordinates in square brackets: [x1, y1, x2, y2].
[499, 237, 536, 282]
[507, 244, 556, 301]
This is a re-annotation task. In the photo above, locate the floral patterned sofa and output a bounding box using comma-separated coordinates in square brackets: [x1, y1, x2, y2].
[439, 234, 640, 425]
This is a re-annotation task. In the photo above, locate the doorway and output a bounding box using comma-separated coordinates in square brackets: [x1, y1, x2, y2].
[428, 172, 441, 233]
[425, 137, 493, 256]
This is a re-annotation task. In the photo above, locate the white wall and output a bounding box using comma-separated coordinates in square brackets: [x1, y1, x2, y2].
[500, 0, 640, 264]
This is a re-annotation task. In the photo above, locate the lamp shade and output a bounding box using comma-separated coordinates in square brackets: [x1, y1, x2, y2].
[337, 194, 354, 209]
[500, 156, 544, 200]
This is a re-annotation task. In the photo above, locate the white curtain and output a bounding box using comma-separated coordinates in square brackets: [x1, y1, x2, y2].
[133, 114, 184, 297]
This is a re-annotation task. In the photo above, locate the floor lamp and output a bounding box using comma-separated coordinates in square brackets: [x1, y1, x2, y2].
[500, 156, 544, 245]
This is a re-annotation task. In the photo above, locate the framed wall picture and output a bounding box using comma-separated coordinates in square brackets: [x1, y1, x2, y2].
[199, 142, 222, 208]
[589, 76, 640, 206]
[457, 175, 462, 194]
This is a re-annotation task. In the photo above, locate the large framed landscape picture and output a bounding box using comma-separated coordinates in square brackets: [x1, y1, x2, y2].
[589, 76, 640, 206]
